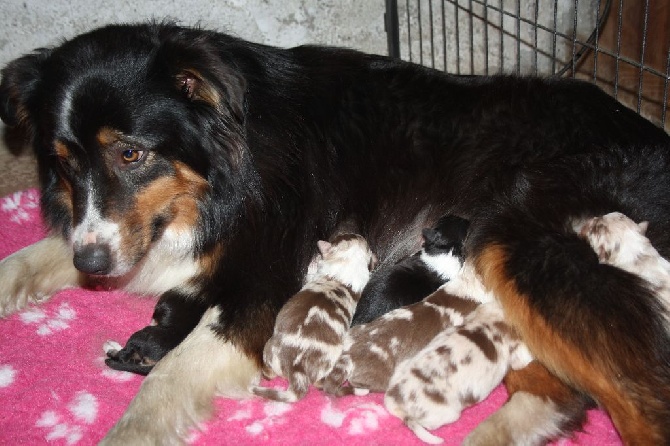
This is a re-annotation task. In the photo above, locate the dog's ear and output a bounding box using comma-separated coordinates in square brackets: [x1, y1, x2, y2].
[154, 33, 247, 122]
[0, 48, 51, 128]
[174, 67, 246, 120]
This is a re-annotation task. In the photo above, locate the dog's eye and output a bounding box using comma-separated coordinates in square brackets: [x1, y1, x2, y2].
[121, 149, 144, 164]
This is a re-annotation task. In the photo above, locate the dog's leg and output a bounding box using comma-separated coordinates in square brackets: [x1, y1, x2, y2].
[0, 235, 82, 316]
[105, 290, 209, 375]
[100, 306, 261, 445]
[464, 361, 590, 446]
[475, 237, 670, 445]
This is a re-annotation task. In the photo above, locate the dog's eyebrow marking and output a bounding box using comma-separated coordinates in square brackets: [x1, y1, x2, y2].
[53, 141, 70, 159]
[97, 127, 123, 147]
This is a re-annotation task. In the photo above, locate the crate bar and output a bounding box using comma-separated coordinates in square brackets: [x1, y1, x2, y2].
[637, 0, 651, 114]
[429, 0, 435, 68]
[516, 0, 521, 74]
[442, 0, 447, 71]
[385, 0, 401, 58]
[499, 0, 503, 73]
[614, 0, 623, 100]
[533, 0, 539, 75]
[552, 0, 559, 74]
[418, 0, 424, 66]
[455, 0, 461, 74]
[662, 48, 670, 129]
[484, 0, 490, 75]
[593, 0, 602, 82]
[570, 0, 579, 77]
[405, 0, 412, 62]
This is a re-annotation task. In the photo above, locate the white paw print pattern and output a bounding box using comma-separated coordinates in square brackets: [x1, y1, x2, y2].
[227, 399, 293, 436]
[35, 391, 98, 445]
[20, 303, 76, 336]
[321, 400, 389, 436]
[1, 190, 39, 224]
[0, 364, 17, 388]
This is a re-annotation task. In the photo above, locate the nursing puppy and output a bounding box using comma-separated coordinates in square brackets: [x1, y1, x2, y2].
[352, 215, 470, 325]
[578, 212, 670, 322]
[322, 256, 493, 396]
[251, 234, 374, 402]
[384, 301, 532, 444]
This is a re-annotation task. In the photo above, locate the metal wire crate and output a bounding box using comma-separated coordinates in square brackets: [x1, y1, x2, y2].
[385, 0, 670, 130]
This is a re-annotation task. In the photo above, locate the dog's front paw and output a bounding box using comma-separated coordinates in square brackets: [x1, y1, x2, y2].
[0, 237, 81, 317]
[104, 325, 183, 375]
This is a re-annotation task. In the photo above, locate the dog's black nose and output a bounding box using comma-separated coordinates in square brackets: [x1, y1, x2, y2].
[73, 243, 112, 275]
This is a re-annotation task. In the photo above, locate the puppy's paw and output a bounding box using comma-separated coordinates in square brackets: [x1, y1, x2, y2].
[0, 237, 80, 317]
[104, 325, 183, 375]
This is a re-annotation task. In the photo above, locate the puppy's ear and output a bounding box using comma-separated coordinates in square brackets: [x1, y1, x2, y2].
[0, 48, 51, 128]
[638, 221, 649, 234]
[317, 240, 332, 256]
[421, 228, 437, 245]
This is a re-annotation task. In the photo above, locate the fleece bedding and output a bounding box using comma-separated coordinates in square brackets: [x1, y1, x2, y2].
[0, 189, 622, 445]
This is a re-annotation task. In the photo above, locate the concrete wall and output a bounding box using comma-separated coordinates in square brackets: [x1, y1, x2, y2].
[1, 1, 599, 80]
[0, 0, 389, 69]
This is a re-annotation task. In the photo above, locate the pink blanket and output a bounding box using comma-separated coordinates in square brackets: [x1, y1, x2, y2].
[0, 189, 622, 445]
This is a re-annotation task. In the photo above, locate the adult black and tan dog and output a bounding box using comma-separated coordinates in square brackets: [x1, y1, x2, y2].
[0, 22, 669, 444]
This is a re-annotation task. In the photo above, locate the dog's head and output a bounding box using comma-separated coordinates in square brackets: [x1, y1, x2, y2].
[0, 23, 255, 276]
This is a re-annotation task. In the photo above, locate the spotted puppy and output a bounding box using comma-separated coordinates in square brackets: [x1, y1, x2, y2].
[385, 301, 533, 444]
[250, 234, 375, 402]
[578, 211, 670, 322]
[322, 253, 493, 396]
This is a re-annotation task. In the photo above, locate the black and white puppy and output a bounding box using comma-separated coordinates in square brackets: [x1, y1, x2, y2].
[352, 215, 470, 325]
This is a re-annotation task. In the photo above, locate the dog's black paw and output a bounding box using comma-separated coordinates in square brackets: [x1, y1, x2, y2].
[103, 325, 182, 376]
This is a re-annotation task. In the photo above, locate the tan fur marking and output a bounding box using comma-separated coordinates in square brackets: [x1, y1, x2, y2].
[54, 140, 70, 159]
[5, 84, 31, 127]
[55, 179, 74, 217]
[504, 361, 579, 408]
[196, 244, 225, 280]
[115, 161, 209, 263]
[477, 244, 661, 445]
[96, 127, 122, 147]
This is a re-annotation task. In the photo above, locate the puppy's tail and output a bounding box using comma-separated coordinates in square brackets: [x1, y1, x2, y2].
[320, 354, 354, 396]
[250, 372, 309, 403]
[405, 419, 444, 444]
[100, 307, 261, 446]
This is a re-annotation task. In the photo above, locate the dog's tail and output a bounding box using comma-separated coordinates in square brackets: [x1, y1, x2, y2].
[464, 362, 593, 445]
[100, 306, 261, 445]
[469, 205, 670, 444]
